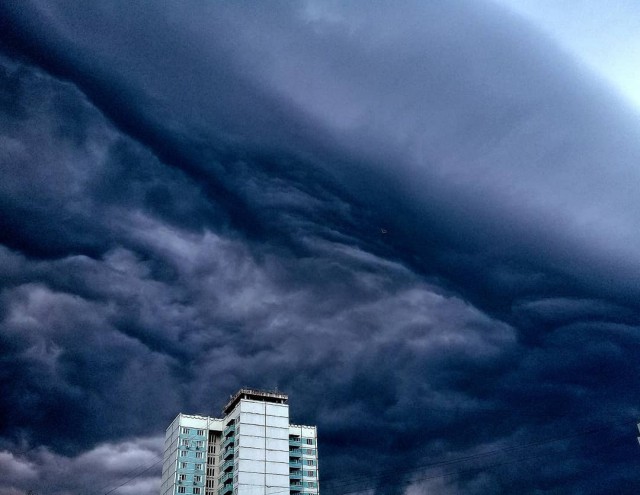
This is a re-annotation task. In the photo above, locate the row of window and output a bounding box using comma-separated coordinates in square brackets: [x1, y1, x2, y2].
[181, 450, 205, 459]
[201, 463, 314, 473]
[182, 439, 205, 447]
[178, 474, 203, 483]
[182, 428, 206, 436]
[291, 437, 315, 445]
[177, 487, 200, 494]
[290, 451, 316, 456]
[292, 470, 316, 477]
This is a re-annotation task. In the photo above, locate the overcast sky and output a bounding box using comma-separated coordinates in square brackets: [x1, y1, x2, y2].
[1, 2, 640, 494]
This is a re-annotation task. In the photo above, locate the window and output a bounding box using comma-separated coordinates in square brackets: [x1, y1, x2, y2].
[208, 445, 216, 454]
[306, 471, 315, 477]
[181, 439, 189, 446]
[180, 450, 188, 457]
[304, 449, 315, 455]
[182, 428, 190, 435]
[196, 429, 204, 436]
[180, 462, 188, 469]
[179, 474, 187, 481]
[305, 439, 314, 445]
[194, 475, 202, 483]
[178, 487, 186, 494]
[196, 452, 204, 459]
[194, 489, 201, 495]
[195, 463, 203, 470]
[306, 460, 315, 466]
[196, 440, 204, 448]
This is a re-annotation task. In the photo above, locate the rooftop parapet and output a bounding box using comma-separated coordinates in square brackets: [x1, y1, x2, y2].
[223, 388, 288, 414]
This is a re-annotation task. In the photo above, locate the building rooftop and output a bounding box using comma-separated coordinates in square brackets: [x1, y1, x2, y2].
[223, 388, 288, 414]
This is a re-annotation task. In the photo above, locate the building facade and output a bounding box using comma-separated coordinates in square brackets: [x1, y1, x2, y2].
[160, 389, 319, 495]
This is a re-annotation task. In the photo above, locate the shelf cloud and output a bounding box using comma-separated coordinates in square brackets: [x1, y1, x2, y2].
[1, 2, 639, 494]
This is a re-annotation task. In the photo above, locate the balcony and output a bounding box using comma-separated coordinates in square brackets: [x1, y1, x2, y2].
[289, 438, 301, 447]
[223, 447, 234, 459]
[289, 449, 302, 457]
[218, 472, 233, 484]
[221, 459, 234, 472]
[219, 484, 233, 495]
[289, 470, 302, 480]
[289, 461, 302, 468]
[223, 436, 235, 449]
[223, 424, 235, 437]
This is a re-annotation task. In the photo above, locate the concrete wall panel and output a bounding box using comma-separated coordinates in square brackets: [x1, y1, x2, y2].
[265, 404, 288, 418]
[265, 461, 289, 475]
[266, 415, 289, 428]
[265, 426, 288, 439]
[265, 438, 288, 451]
[240, 412, 266, 425]
[241, 401, 266, 414]
[241, 424, 265, 437]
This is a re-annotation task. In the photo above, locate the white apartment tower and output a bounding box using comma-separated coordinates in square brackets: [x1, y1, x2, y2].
[161, 389, 319, 495]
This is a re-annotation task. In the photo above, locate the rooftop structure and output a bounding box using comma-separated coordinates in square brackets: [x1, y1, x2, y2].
[223, 388, 289, 415]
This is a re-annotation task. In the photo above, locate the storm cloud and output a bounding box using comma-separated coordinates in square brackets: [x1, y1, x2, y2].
[1, 1, 640, 494]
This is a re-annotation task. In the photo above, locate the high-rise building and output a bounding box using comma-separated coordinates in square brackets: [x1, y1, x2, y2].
[160, 389, 319, 495]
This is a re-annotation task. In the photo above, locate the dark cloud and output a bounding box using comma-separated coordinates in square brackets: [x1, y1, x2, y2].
[1, 1, 640, 494]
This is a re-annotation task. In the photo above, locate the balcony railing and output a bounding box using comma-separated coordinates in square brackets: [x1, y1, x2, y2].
[223, 436, 235, 449]
[219, 484, 233, 495]
[223, 447, 234, 459]
[289, 470, 302, 480]
[218, 472, 233, 484]
[289, 449, 302, 457]
[223, 424, 235, 437]
[289, 438, 301, 446]
[221, 459, 234, 472]
[289, 461, 302, 468]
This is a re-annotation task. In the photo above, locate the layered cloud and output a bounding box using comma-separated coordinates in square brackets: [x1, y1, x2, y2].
[1, 1, 639, 494]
